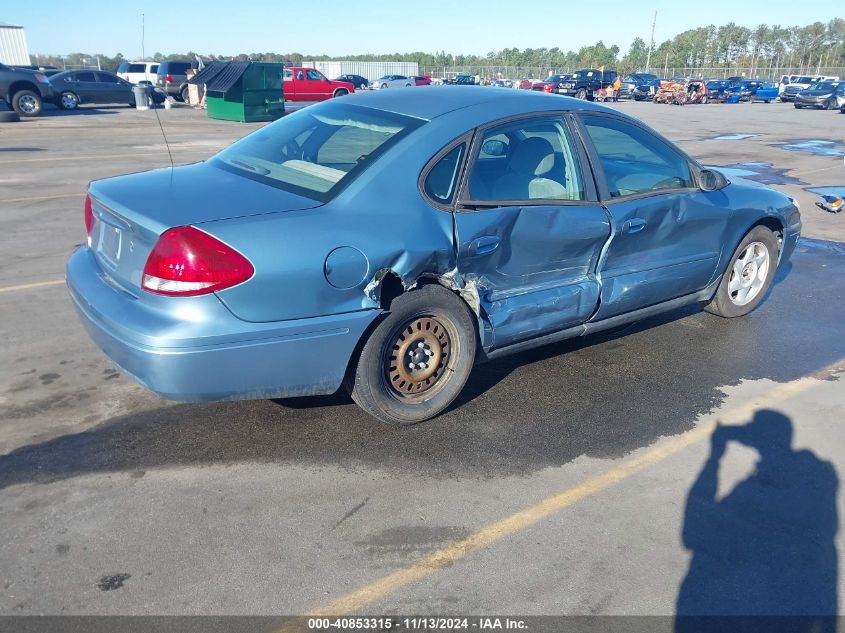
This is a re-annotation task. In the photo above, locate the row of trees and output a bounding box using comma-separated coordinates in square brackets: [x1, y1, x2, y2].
[31, 19, 844, 76]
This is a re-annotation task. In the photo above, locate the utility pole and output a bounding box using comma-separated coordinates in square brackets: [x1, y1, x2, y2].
[141, 13, 145, 60]
[645, 10, 657, 72]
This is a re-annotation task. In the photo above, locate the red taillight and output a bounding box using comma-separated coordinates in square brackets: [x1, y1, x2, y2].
[142, 226, 253, 296]
[165, 74, 173, 84]
[84, 194, 94, 237]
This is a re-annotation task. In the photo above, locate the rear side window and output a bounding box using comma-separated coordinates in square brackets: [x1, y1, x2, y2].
[581, 115, 692, 198]
[96, 72, 120, 83]
[150, 64, 159, 74]
[127, 64, 145, 73]
[467, 116, 585, 202]
[212, 101, 424, 202]
[424, 143, 466, 205]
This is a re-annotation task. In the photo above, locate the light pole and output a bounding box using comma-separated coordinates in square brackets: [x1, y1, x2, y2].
[645, 10, 657, 72]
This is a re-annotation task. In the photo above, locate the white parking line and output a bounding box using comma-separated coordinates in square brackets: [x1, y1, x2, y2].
[0, 149, 211, 165]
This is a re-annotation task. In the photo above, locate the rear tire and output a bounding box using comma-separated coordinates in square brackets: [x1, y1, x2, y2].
[704, 226, 778, 318]
[11, 90, 42, 117]
[347, 285, 477, 425]
[59, 91, 79, 110]
[180, 86, 189, 103]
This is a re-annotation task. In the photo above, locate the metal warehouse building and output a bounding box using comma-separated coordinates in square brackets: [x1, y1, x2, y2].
[0, 22, 30, 65]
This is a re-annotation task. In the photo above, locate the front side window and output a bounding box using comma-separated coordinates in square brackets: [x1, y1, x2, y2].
[212, 102, 424, 202]
[467, 117, 585, 202]
[76, 71, 96, 82]
[424, 143, 466, 205]
[581, 114, 692, 198]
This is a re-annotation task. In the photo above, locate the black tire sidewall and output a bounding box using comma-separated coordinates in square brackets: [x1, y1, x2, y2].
[350, 286, 477, 425]
[60, 92, 79, 110]
[710, 226, 778, 318]
[12, 90, 42, 117]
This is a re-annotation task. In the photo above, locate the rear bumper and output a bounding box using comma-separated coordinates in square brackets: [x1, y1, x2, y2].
[66, 247, 380, 401]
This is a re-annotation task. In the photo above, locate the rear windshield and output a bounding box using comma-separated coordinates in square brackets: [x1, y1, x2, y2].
[160, 61, 192, 74]
[212, 102, 424, 202]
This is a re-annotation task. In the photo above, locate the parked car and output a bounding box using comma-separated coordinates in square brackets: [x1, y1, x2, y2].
[723, 80, 778, 103]
[283, 67, 354, 100]
[443, 74, 477, 86]
[0, 62, 54, 116]
[517, 78, 534, 90]
[67, 88, 801, 425]
[704, 80, 731, 101]
[117, 61, 160, 85]
[618, 73, 658, 99]
[49, 70, 135, 109]
[571, 69, 618, 100]
[372, 74, 415, 89]
[632, 78, 661, 101]
[155, 59, 199, 102]
[413, 76, 432, 86]
[780, 76, 823, 101]
[531, 74, 575, 96]
[794, 81, 843, 109]
[335, 74, 369, 90]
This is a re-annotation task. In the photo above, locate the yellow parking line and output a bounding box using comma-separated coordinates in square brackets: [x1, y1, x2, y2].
[281, 358, 845, 626]
[0, 193, 84, 204]
[0, 279, 65, 294]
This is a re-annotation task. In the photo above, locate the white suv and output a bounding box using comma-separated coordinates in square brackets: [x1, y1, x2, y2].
[117, 61, 159, 85]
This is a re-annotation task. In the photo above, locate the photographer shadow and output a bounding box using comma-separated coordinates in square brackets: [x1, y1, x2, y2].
[677, 410, 838, 632]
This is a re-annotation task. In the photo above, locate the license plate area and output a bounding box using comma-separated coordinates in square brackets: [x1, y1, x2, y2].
[98, 224, 122, 268]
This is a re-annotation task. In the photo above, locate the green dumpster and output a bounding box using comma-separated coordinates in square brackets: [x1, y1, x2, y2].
[190, 61, 285, 122]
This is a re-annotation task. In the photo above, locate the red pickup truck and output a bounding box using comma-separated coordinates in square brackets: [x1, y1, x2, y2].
[282, 67, 354, 101]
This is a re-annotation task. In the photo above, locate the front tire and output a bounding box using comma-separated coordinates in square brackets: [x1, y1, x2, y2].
[12, 90, 42, 117]
[59, 91, 79, 110]
[704, 226, 778, 318]
[575, 88, 587, 100]
[348, 285, 477, 425]
[333, 88, 348, 98]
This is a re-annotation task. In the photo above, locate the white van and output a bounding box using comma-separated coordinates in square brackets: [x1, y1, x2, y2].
[117, 61, 159, 85]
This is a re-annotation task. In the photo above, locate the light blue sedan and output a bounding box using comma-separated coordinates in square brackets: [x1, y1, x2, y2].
[67, 88, 801, 424]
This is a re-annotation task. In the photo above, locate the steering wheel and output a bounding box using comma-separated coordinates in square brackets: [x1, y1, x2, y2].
[280, 139, 302, 161]
[650, 177, 682, 190]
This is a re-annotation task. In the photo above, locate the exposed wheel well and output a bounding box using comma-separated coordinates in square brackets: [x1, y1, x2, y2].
[7, 81, 38, 100]
[750, 217, 784, 254]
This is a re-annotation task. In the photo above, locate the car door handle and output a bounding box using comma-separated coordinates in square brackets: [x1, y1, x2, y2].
[468, 236, 500, 255]
[622, 218, 647, 234]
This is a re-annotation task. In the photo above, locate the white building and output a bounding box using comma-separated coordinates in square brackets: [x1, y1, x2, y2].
[0, 22, 30, 66]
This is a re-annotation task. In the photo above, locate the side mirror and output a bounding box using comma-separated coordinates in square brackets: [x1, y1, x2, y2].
[481, 139, 507, 157]
[699, 168, 729, 192]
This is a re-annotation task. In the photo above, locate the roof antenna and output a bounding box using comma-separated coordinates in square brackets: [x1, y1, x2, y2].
[151, 96, 174, 169]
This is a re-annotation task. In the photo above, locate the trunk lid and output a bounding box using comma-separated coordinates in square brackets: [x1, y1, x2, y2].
[87, 162, 322, 293]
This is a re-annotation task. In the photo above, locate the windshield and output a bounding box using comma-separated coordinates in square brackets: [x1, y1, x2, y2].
[547, 75, 562, 82]
[212, 102, 424, 202]
[795, 77, 813, 84]
[810, 82, 838, 91]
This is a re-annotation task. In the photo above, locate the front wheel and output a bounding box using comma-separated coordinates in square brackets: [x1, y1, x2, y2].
[347, 285, 477, 425]
[704, 226, 778, 318]
[333, 88, 348, 98]
[794, 103, 802, 109]
[575, 88, 587, 100]
[59, 91, 79, 110]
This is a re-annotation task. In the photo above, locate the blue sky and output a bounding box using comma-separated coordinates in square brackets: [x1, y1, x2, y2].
[6, 0, 842, 57]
